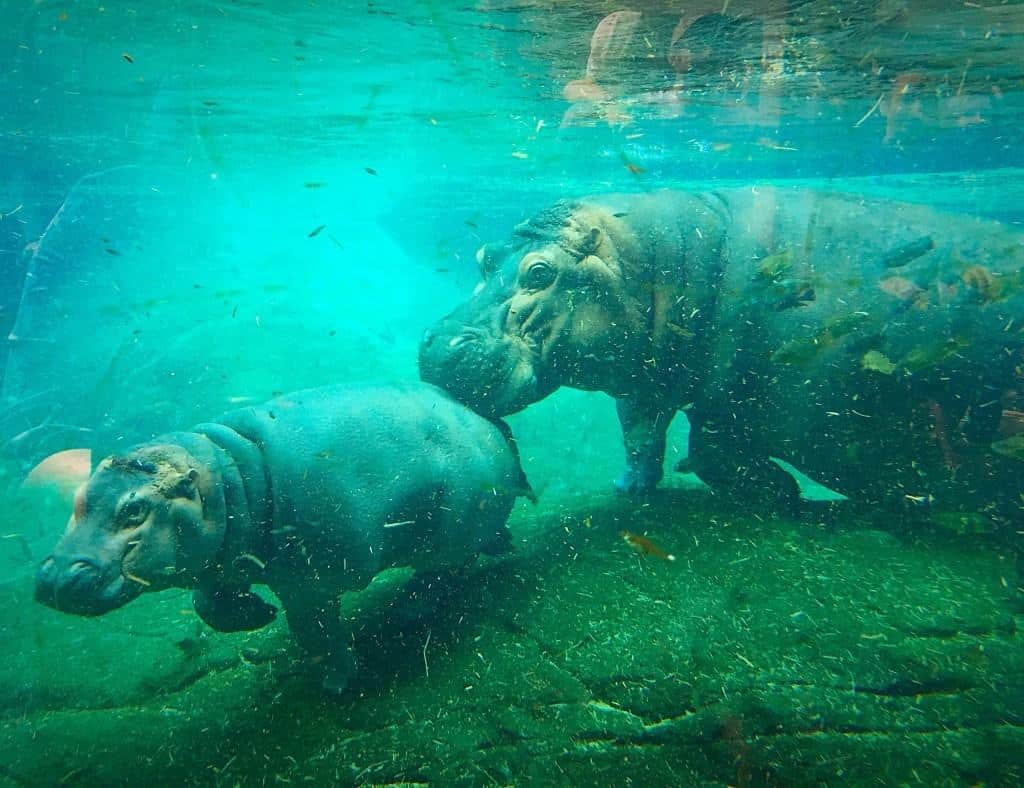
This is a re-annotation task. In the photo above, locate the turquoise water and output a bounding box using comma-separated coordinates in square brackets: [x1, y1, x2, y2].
[2, 2, 1024, 785]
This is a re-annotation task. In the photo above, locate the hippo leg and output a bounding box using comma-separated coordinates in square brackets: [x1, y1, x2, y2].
[392, 567, 474, 628]
[193, 584, 278, 632]
[685, 417, 801, 513]
[614, 397, 673, 493]
[277, 589, 356, 695]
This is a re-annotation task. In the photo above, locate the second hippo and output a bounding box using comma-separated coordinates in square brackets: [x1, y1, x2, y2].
[35, 383, 532, 693]
[420, 188, 1024, 515]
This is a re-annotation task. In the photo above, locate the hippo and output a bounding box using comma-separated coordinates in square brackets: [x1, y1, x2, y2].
[35, 383, 532, 692]
[419, 188, 1024, 516]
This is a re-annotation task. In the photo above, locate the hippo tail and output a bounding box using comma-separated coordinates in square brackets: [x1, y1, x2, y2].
[490, 418, 537, 504]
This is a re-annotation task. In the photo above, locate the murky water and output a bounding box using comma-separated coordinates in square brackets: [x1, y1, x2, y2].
[2, 2, 1023, 785]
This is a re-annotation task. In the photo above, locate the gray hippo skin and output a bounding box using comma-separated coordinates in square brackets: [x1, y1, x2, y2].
[419, 188, 1024, 515]
[35, 383, 531, 693]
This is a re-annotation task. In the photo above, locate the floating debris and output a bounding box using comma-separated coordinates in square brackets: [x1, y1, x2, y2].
[621, 530, 675, 561]
[854, 92, 884, 127]
[879, 275, 924, 302]
[991, 435, 1024, 461]
[861, 350, 897, 375]
[771, 282, 815, 311]
[236, 553, 266, 570]
[961, 264, 1000, 302]
[999, 409, 1024, 439]
[930, 510, 994, 535]
[757, 249, 793, 281]
[881, 236, 933, 268]
[927, 400, 961, 471]
[757, 137, 798, 151]
[903, 336, 969, 372]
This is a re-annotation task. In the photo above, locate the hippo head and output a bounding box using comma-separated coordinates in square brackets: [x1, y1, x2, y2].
[419, 201, 651, 416]
[35, 445, 224, 617]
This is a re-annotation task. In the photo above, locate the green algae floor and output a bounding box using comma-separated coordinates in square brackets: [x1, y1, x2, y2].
[1, 487, 1022, 787]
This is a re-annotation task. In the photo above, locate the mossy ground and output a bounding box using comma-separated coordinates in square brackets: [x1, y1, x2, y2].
[1, 482, 1021, 786]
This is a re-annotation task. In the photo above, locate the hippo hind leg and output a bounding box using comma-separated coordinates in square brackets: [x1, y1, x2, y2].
[276, 590, 356, 696]
[685, 427, 801, 514]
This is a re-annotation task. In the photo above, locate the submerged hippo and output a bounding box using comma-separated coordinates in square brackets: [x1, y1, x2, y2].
[420, 188, 1024, 514]
[35, 383, 531, 692]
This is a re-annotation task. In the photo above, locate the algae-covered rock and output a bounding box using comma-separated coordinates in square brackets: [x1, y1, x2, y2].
[1, 493, 1021, 786]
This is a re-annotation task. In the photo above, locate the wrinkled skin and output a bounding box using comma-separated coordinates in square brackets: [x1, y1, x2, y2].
[420, 188, 1024, 517]
[36, 383, 530, 694]
[35, 450, 214, 616]
[420, 205, 659, 418]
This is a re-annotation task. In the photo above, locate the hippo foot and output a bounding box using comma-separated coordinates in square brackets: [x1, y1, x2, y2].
[614, 466, 661, 495]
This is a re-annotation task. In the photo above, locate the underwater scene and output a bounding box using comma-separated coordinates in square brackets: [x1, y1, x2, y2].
[2, 1, 1024, 785]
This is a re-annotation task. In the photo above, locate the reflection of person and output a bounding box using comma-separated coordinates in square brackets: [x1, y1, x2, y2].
[668, 10, 765, 76]
[561, 4, 785, 128]
[562, 3, 995, 140]
[562, 10, 646, 127]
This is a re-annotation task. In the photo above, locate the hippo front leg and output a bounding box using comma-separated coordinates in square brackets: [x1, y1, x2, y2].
[277, 590, 356, 695]
[193, 584, 278, 632]
[614, 397, 673, 494]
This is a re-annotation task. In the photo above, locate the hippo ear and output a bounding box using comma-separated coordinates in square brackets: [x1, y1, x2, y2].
[476, 244, 505, 278]
[168, 468, 200, 500]
[579, 227, 603, 257]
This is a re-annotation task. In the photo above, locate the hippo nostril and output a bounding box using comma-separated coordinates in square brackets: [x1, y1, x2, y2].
[69, 559, 95, 576]
[447, 331, 482, 350]
[36, 556, 102, 605]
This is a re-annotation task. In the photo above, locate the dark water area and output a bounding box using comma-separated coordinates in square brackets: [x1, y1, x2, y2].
[2, 1, 1024, 785]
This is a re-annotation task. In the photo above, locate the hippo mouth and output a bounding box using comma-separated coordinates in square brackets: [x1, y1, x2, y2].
[35, 554, 142, 616]
[419, 324, 552, 417]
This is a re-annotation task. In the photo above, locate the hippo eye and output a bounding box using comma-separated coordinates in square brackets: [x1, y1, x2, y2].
[521, 260, 555, 291]
[119, 498, 150, 526]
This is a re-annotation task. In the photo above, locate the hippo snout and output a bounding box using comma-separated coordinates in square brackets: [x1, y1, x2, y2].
[35, 553, 132, 616]
[36, 553, 100, 604]
[419, 319, 545, 418]
[419, 321, 485, 390]
[419, 323, 484, 366]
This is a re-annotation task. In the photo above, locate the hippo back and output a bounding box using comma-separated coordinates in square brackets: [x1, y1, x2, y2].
[210, 382, 524, 574]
